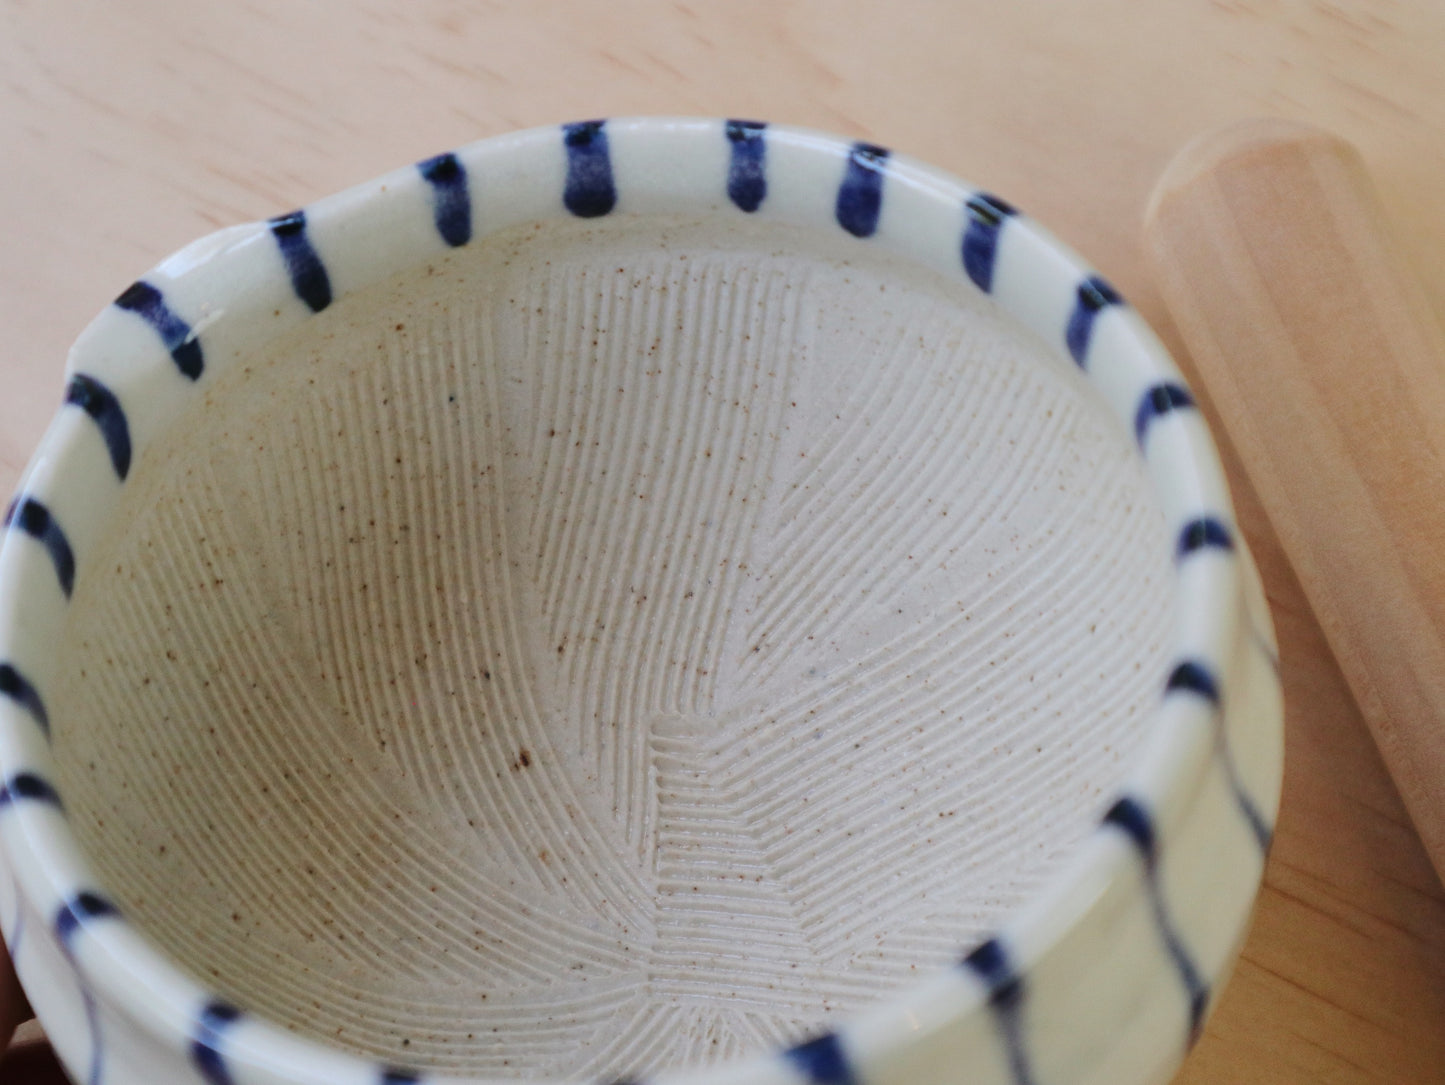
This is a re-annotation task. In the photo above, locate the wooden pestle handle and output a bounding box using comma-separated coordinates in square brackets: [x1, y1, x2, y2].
[1145, 119, 1445, 881]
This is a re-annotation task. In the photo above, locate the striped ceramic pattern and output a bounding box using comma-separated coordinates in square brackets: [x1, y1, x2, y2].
[0, 118, 1282, 1085]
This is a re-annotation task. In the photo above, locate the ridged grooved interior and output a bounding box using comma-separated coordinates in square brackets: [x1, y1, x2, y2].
[53, 215, 1173, 1078]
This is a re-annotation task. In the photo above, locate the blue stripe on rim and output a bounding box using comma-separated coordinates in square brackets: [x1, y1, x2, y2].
[961, 193, 1018, 293]
[65, 374, 133, 479]
[1165, 660, 1220, 703]
[1103, 797, 1210, 1046]
[55, 891, 119, 946]
[725, 119, 768, 212]
[785, 1031, 858, 1084]
[835, 141, 888, 238]
[963, 938, 1038, 1085]
[0, 662, 50, 736]
[191, 1000, 245, 1085]
[1177, 516, 1234, 558]
[563, 120, 617, 218]
[113, 280, 204, 380]
[1166, 661, 1273, 853]
[1134, 382, 1196, 448]
[1065, 275, 1123, 367]
[4, 497, 76, 597]
[269, 210, 333, 313]
[50, 893, 121, 1085]
[0, 772, 63, 809]
[418, 152, 472, 247]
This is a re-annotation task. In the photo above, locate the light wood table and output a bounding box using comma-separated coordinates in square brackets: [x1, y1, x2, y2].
[3, 3, 1444, 1081]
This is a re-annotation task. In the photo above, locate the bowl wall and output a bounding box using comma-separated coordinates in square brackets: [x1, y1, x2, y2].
[0, 118, 1281, 1085]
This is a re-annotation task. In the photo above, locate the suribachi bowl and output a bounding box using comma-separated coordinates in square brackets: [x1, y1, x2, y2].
[0, 119, 1280, 1085]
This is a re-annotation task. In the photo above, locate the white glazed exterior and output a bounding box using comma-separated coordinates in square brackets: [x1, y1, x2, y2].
[0, 118, 1282, 1085]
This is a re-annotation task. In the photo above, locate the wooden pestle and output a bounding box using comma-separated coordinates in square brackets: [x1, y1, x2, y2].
[1145, 118, 1445, 882]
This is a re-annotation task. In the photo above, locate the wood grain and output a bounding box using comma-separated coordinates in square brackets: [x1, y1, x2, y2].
[1146, 120, 1445, 890]
[2, 2, 1445, 1081]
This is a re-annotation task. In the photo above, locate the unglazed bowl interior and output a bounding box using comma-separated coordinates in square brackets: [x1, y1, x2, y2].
[49, 210, 1173, 1078]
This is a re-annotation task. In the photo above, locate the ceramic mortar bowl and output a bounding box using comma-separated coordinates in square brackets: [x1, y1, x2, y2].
[0, 118, 1282, 1085]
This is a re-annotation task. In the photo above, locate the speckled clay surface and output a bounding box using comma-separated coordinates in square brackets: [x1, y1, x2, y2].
[54, 215, 1172, 1076]
[0, 119, 1282, 1085]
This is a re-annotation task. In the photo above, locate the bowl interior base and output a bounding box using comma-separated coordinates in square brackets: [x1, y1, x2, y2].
[53, 214, 1173, 1078]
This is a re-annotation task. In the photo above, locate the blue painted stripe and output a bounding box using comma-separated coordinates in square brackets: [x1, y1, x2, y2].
[113, 280, 204, 380]
[785, 1031, 857, 1084]
[1253, 626, 1280, 674]
[961, 193, 1017, 293]
[1240, 634, 1281, 849]
[55, 891, 119, 947]
[1224, 763, 1272, 853]
[563, 121, 617, 218]
[1104, 795, 1158, 860]
[0, 663, 49, 736]
[4, 897, 23, 959]
[5, 497, 76, 597]
[835, 142, 888, 238]
[0, 772, 62, 810]
[725, 119, 768, 212]
[269, 210, 332, 312]
[1134, 382, 1195, 447]
[962, 939, 1037, 1085]
[65, 374, 132, 480]
[381, 1070, 421, 1085]
[1104, 797, 1210, 1046]
[1166, 659, 1219, 704]
[1177, 516, 1233, 558]
[192, 1000, 244, 1085]
[83, 993, 103, 1085]
[1167, 660, 1273, 853]
[1065, 274, 1123, 367]
[51, 893, 114, 1085]
[418, 152, 472, 247]
[77, 961, 105, 1085]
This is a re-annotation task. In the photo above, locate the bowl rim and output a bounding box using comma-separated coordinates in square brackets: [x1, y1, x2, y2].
[0, 116, 1262, 1085]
